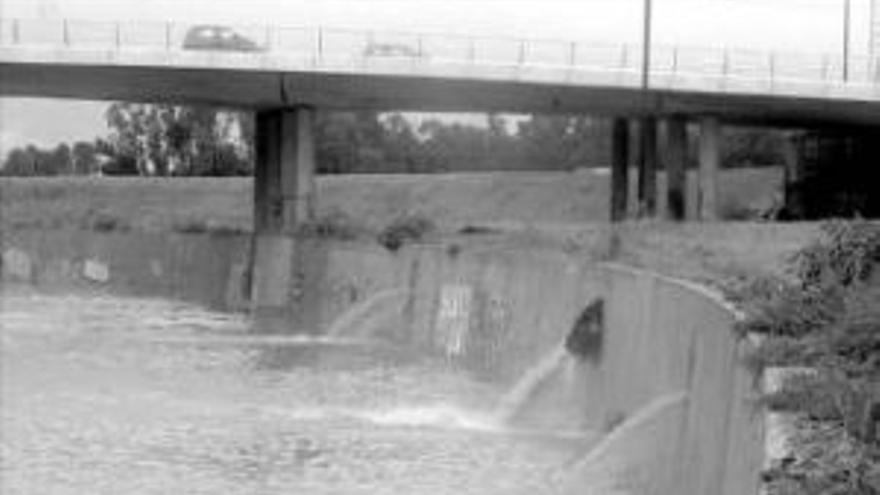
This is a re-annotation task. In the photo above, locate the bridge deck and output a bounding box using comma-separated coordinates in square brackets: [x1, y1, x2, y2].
[2, 19, 880, 125]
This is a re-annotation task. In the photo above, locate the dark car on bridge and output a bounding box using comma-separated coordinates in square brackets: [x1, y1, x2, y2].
[183, 25, 262, 52]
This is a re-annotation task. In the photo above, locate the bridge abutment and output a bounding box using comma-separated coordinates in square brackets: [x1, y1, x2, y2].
[251, 106, 317, 315]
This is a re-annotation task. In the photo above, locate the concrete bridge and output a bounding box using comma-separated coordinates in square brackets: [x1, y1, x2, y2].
[1, 18, 878, 257]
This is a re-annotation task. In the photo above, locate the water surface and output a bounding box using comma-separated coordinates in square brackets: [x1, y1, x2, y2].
[1, 286, 585, 494]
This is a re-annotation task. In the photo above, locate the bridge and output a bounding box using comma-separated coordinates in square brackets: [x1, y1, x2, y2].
[2, 18, 878, 298]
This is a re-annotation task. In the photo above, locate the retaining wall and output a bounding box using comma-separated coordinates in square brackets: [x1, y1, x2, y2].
[572, 265, 764, 495]
[1, 230, 250, 310]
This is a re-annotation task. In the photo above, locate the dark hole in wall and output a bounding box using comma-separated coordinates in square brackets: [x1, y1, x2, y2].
[565, 298, 604, 361]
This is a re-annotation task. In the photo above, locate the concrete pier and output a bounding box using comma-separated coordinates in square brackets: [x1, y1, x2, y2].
[637, 117, 658, 217]
[665, 117, 688, 220]
[254, 106, 317, 233]
[252, 106, 317, 313]
[698, 116, 721, 220]
[611, 118, 630, 222]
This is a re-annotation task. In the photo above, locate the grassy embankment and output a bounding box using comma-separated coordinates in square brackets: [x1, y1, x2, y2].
[0, 168, 811, 285]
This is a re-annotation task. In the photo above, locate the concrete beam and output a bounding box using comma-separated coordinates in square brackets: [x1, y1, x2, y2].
[665, 117, 688, 221]
[698, 116, 721, 220]
[611, 118, 630, 222]
[6, 60, 880, 125]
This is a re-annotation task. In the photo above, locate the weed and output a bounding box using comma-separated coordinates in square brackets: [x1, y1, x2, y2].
[719, 198, 759, 220]
[296, 211, 359, 240]
[738, 220, 880, 494]
[377, 213, 434, 252]
[88, 211, 131, 233]
[172, 219, 209, 234]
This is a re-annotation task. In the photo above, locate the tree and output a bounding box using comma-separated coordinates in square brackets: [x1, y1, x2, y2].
[1, 143, 73, 176]
[515, 115, 608, 170]
[723, 127, 788, 168]
[104, 103, 252, 176]
[71, 141, 99, 175]
[3, 147, 35, 176]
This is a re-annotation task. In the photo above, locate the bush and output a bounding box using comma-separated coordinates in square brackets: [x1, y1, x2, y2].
[789, 220, 880, 291]
[296, 211, 359, 240]
[85, 210, 131, 233]
[718, 198, 759, 221]
[738, 220, 880, 494]
[172, 218, 209, 234]
[376, 213, 434, 251]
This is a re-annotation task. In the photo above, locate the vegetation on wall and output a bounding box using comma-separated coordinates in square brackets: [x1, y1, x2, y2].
[730, 220, 880, 494]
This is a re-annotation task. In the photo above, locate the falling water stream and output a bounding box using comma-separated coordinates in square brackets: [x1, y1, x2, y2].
[0, 286, 593, 495]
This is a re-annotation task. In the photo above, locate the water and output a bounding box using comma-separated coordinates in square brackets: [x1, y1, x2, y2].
[0, 286, 589, 495]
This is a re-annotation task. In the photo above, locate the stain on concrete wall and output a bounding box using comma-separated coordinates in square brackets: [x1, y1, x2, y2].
[82, 258, 110, 283]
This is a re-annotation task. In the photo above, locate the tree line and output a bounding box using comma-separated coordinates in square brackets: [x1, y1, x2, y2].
[1, 102, 789, 177]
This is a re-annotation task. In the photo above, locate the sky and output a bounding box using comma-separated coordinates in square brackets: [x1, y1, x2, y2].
[0, 0, 875, 155]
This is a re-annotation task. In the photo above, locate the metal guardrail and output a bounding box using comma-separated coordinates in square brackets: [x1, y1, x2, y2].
[1, 18, 879, 97]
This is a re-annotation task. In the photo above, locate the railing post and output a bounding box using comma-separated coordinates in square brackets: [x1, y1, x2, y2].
[769, 53, 776, 90]
[518, 40, 525, 65]
[264, 25, 272, 50]
[569, 41, 576, 66]
[62, 19, 70, 46]
[417, 35, 423, 59]
[165, 21, 172, 50]
[620, 43, 629, 69]
[722, 48, 730, 77]
[468, 37, 475, 63]
[12, 18, 20, 45]
[317, 28, 323, 62]
[672, 46, 679, 76]
[363, 31, 374, 67]
[115, 22, 121, 48]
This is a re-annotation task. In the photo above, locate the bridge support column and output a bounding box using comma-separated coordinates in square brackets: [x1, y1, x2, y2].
[251, 106, 317, 315]
[637, 116, 658, 217]
[698, 116, 721, 220]
[781, 132, 803, 219]
[611, 118, 630, 222]
[254, 106, 316, 233]
[665, 117, 688, 221]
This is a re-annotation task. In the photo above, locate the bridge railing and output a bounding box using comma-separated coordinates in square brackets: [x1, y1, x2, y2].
[1, 17, 878, 97]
